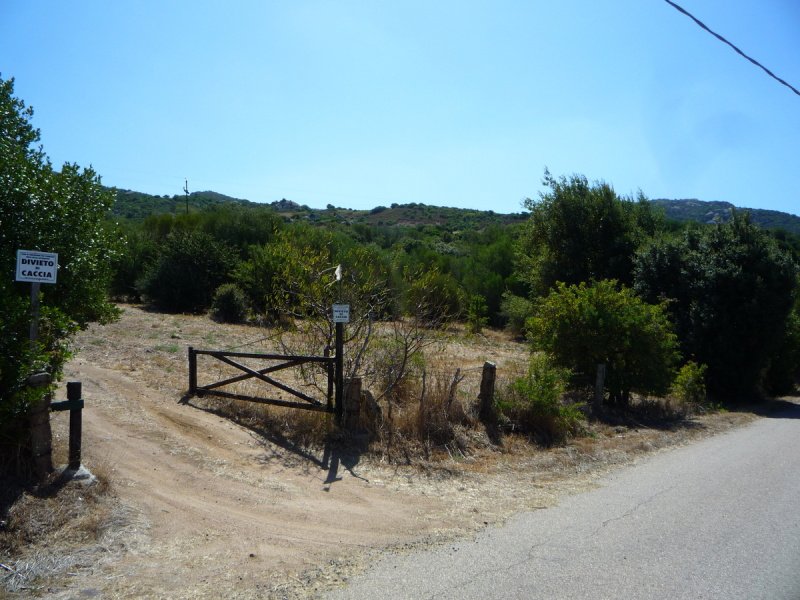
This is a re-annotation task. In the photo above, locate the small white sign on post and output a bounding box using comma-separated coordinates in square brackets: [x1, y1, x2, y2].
[332, 303, 350, 323]
[16, 250, 58, 284]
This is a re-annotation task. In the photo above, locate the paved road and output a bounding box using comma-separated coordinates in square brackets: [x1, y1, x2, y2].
[325, 403, 800, 599]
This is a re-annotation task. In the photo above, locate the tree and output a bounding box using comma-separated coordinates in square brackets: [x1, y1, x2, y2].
[1, 75, 118, 475]
[138, 230, 236, 313]
[634, 212, 798, 400]
[527, 280, 680, 406]
[518, 170, 663, 296]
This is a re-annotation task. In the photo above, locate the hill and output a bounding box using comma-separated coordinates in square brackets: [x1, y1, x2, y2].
[652, 199, 800, 235]
[111, 188, 799, 235]
[110, 189, 528, 230]
[112, 189, 259, 219]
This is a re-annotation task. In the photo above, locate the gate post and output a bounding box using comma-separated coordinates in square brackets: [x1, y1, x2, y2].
[188, 346, 197, 395]
[344, 377, 362, 432]
[67, 381, 82, 470]
[594, 364, 606, 411]
[478, 361, 497, 423]
[335, 323, 344, 425]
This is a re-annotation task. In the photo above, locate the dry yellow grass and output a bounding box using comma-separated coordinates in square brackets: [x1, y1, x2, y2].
[1, 304, 763, 598]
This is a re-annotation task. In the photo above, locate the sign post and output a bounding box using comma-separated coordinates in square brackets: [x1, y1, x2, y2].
[332, 304, 350, 425]
[16, 249, 58, 348]
[16, 249, 59, 478]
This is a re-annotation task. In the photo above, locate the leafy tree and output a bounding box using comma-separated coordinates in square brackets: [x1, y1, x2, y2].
[138, 230, 236, 312]
[527, 280, 680, 406]
[634, 212, 798, 400]
[518, 170, 663, 296]
[1, 75, 118, 474]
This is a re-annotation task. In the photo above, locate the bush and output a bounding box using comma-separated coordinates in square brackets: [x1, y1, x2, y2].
[465, 295, 488, 334]
[138, 231, 236, 313]
[495, 353, 585, 445]
[405, 269, 464, 325]
[527, 280, 680, 406]
[670, 361, 707, 409]
[211, 283, 249, 323]
[500, 292, 534, 339]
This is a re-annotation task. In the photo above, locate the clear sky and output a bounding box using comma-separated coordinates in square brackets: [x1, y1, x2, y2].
[2, 1, 798, 215]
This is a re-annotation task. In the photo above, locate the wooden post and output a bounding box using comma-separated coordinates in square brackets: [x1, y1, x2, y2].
[67, 381, 82, 470]
[594, 364, 606, 411]
[29, 282, 40, 348]
[344, 377, 362, 432]
[478, 361, 497, 423]
[188, 346, 197, 395]
[325, 346, 334, 412]
[335, 322, 344, 425]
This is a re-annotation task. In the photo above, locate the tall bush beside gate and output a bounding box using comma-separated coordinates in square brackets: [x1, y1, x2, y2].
[527, 280, 681, 407]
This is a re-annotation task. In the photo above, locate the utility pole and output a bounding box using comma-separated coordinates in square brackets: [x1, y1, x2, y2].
[183, 178, 189, 215]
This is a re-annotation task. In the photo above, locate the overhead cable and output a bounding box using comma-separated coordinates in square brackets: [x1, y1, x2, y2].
[662, 0, 800, 98]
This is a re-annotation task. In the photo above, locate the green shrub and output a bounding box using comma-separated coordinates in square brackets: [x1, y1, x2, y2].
[527, 280, 680, 407]
[465, 295, 489, 334]
[500, 292, 534, 339]
[670, 361, 707, 408]
[138, 230, 236, 313]
[211, 283, 249, 323]
[495, 353, 585, 445]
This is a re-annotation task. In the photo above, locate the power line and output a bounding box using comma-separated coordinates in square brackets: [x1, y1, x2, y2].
[662, 0, 800, 98]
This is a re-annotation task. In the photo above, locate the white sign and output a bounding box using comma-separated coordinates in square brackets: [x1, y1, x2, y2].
[16, 250, 58, 284]
[332, 303, 350, 323]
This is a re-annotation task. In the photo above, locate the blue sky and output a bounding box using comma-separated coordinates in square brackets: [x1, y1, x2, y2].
[2, 1, 798, 215]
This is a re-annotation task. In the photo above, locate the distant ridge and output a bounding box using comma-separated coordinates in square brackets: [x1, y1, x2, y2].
[109, 188, 800, 235]
[651, 199, 800, 235]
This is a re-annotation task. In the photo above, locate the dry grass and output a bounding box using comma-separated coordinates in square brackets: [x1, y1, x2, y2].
[0, 464, 117, 594]
[0, 304, 768, 598]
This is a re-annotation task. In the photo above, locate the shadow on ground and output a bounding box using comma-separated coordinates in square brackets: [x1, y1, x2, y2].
[178, 393, 368, 489]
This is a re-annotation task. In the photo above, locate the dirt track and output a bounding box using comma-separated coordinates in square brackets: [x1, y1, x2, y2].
[51, 359, 469, 599]
[37, 306, 755, 599]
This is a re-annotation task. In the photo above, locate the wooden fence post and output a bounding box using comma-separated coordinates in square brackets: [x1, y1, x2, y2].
[28, 370, 53, 480]
[594, 364, 606, 411]
[344, 377, 362, 432]
[188, 346, 197, 396]
[478, 361, 497, 423]
[67, 381, 82, 470]
[335, 323, 344, 425]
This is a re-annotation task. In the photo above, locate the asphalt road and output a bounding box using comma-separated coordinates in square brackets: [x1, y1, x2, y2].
[325, 402, 800, 600]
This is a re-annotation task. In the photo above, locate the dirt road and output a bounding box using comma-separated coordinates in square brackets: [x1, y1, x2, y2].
[52, 359, 465, 599]
[34, 306, 754, 599]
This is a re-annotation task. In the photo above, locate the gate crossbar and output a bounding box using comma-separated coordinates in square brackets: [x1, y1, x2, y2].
[188, 348, 335, 412]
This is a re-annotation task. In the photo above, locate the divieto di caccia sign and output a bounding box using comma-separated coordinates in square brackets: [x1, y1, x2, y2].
[16, 250, 59, 284]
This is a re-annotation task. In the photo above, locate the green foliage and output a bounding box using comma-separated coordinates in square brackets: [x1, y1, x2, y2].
[465, 295, 488, 334]
[518, 170, 663, 295]
[108, 224, 157, 300]
[527, 280, 680, 405]
[405, 269, 464, 325]
[211, 283, 249, 324]
[763, 305, 800, 396]
[138, 230, 236, 312]
[495, 353, 585, 445]
[634, 212, 798, 400]
[670, 361, 708, 407]
[500, 292, 535, 339]
[1, 75, 117, 463]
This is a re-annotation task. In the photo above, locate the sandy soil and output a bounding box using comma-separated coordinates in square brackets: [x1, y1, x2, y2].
[28, 306, 755, 599]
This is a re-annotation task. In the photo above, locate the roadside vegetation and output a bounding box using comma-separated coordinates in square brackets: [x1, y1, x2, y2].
[2, 74, 800, 596]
